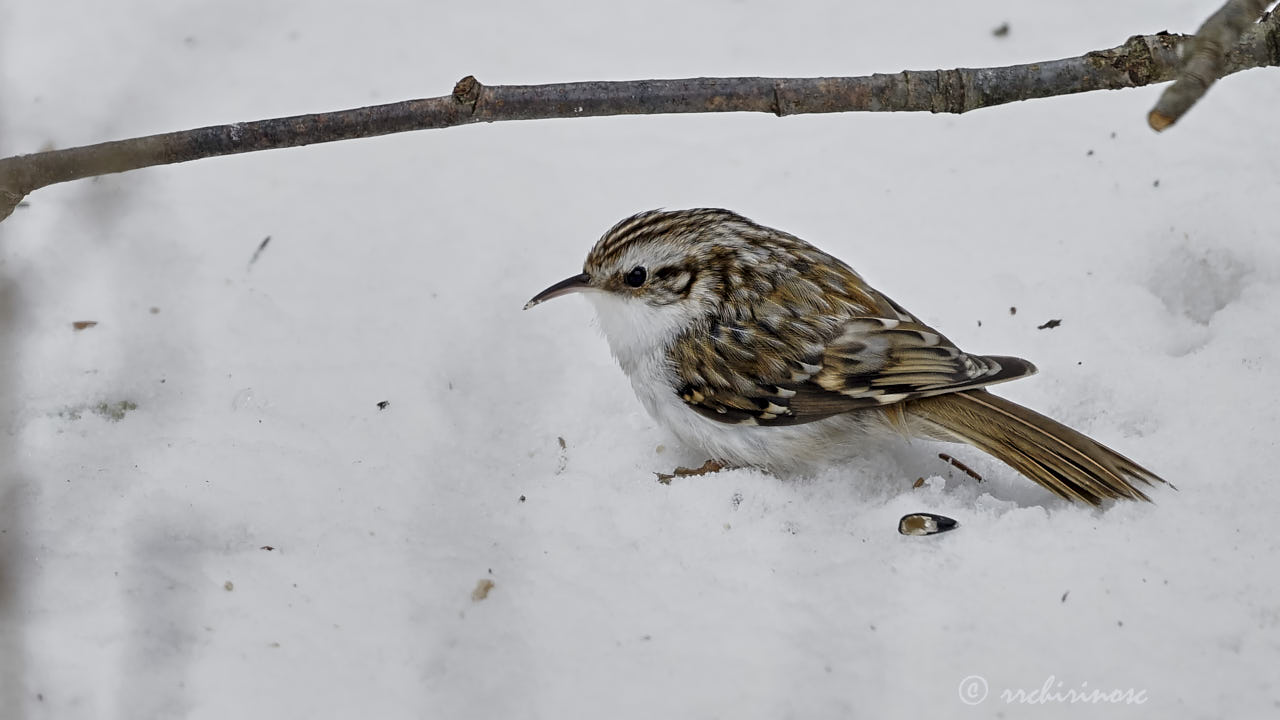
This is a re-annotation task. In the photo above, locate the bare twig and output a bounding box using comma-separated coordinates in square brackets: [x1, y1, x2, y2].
[938, 453, 985, 483]
[1149, 1, 1276, 130]
[655, 459, 725, 484]
[2, 26, 1278, 223]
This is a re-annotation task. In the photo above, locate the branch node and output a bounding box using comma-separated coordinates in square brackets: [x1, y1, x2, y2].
[452, 75, 482, 109]
[772, 80, 790, 117]
[939, 68, 966, 113]
[1113, 34, 1161, 86]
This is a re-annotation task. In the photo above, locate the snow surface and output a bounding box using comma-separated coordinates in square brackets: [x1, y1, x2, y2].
[2, 0, 1279, 717]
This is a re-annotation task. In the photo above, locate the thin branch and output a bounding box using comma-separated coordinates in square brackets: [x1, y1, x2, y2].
[3, 24, 1279, 223]
[1150, 1, 1277, 130]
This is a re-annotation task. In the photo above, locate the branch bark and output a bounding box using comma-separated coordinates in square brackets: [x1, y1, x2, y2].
[1149, 1, 1277, 130]
[3, 22, 1278, 223]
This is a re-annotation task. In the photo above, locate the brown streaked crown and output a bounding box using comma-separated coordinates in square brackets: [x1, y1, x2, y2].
[583, 208, 889, 312]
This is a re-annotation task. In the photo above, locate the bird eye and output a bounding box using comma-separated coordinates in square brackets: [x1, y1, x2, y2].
[624, 266, 647, 288]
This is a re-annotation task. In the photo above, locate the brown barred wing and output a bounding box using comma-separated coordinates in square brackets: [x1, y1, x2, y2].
[810, 317, 1036, 405]
[670, 315, 1037, 427]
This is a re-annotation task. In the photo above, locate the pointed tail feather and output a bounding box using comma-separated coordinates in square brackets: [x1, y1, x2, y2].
[905, 390, 1166, 505]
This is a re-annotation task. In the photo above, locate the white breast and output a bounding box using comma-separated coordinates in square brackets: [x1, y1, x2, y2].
[586, 293, 875, 474]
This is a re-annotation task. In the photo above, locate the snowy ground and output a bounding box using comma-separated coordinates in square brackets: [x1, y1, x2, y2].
[2, 0, 1278, 717]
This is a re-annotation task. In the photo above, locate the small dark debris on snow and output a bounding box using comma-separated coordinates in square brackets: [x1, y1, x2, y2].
[261, 545, 275, 551]
[95, 400, 136, 421]
[555, 436, 568, 474]
[248, 235, 271, 267]
[1086, 149, 1094, 156]
[72, 321, 98, 331]
[992, 22, 1010, 37]
[939, 452, 983, 482]
[1009, 306, 1017, 315]
[1038, 318, 1062, 330]
[58, 400, 138, 422]
[1153, 179, 1160, 188]
[912, 477, 926, 489]
[518, 495, 526, 503]
[224, 580, 234, 591]
[376, 400, 390, 410]
[898, 513, 959, 536]
[1062, 590, 1070, 603]
[105, 400, 138, 419]
[471, 578, 495, 601]
[149, 306, 160, 314]
[656, 459, 724, 484]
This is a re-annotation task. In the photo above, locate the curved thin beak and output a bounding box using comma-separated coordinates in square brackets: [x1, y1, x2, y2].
[524, 273, 592, 310]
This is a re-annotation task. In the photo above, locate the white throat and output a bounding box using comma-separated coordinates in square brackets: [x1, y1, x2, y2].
[586, 292, 695, 376]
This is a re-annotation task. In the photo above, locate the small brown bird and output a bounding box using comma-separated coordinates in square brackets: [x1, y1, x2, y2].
[526, 209, 1165, 504]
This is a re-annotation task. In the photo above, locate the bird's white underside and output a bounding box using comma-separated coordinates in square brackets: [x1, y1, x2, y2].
[587, 292, 890, 474]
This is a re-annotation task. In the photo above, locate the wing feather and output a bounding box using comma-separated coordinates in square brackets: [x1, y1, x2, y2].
[659, 236, 1037, 426]
[672, 310, 1037, 426]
